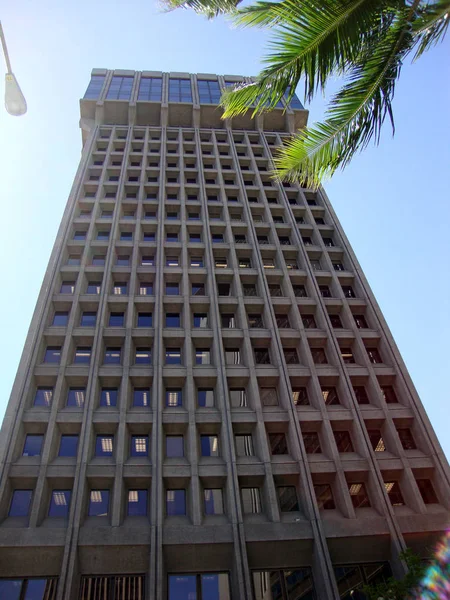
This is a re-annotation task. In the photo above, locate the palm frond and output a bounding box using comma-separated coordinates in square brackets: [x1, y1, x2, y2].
[159, 0, 241, 18]
[412, 0, 450, 60]
[273, 9, 414, 188]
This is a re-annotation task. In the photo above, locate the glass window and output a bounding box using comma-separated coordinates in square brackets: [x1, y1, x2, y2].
[131, 435, 149, 457]
[241, 487, 261, 514]
[348, 483, 370, 508]
[315, 484, 335, 509]
[269, 433, 288, 455]
[322, 387, 340, 405]
[166, 348, 181, 365]
[235, 434, 254, 457]
[9, 490, 32, 517]
[204, 489, 224, 515]
[168, 575, 196, 600]
[166, 313, 181, 327]
[229, 388, 246, 407]
[113, 282, 127, 295]
[166, 283, 180, 296]
[100, 388, 118, 407]
[334, 431, 354, 452]
[303, 432, 321, 454]
[198, 80, 221, 104]
[192, 283, 205, 296]
[277, 486, 299, 512]
[367, 429, 385, 452]
[95, 435, 113, 457]
[109, 312, 124, 326]
[416, 479, 439, 504]
[87, 281, 101, 294]
[166, 489, 186, 515]
[133, 388, 151, 407]
[138, 312, 152, 327]
[74, 347, 91, 364]
[168, 573, 231, 600]
[80, 311, 96, 327]
[48, 490, 71, 517]
[292, 387, 309, 406]
[67, 387, 85, 407]
[127, 490, 148, 516]
[302, 314, 317, 329]
[104, 347, 121, 365]
[201, 435, 219, 457]
[60, 281, 76, 294]
[52, 311, 69, 326]
[166, 436, 184, 458]
[193, 313, 208, 328]
[221, 313, 235, 328]
[384, 482, 404, 506]
[59, 435, 79, 457]
[84, 74, 105, 99]
[92, 255, 105, 266]
[44, 346, 61, 364]
[260, 388, 278, 406]
[106, 75, 134, 100]
[88, 490, 109, 516]
[138, 77, 162, 101]
[135, 347, 151, 364]
[34, 387, 53, 407]
[22, 435, 43, 457]
[169, 78, 192, 102]
[397, 428, 416, 450]
[139, 282, 153, 295]
[311, 348, 327, 364]
[254, 349, 270, 365]
[198, 388, 214, 408]
[381, 385, 398, 404]
[166, 389, 182, 407]
[353, 386, 369, 404]
[195, 349, 211, 365]
[0, 580, 22, 599]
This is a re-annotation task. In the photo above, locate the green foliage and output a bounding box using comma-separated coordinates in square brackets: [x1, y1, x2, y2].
[362, 549, 427, 600]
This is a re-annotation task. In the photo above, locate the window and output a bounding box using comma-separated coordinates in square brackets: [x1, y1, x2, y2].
[67, 387, 85, 407]
[22, 434, 43, 457]
[212, 234, 224, 244]
[334, 431, 354, 452]
[52, 311, 69, 326]
[116, 255, 130, 266]
[381, 385, 398, 404]
[367, 348, 383, 364]
[142, 255, 155, 266]
[319, 285, 331, 298]
[168, 573, 230, 600]
[276, 315, 290, 328]
[243, 284, 257, 297]
[342, 285, 356, 298]
[44, 346, 61, 364]
[143, 232, 155, 242]
[166, 489, 186, 515]
[277, 486, 299, 512]
[341, 348, 355, 364]
[34, 387, 53, 407]
[315, 484, 335, 509]
[133, 388, 151, 407]
[253, 569, 315, 600]
[191, 257, 204, 268]
[190, 233, 201, 242]
[416, 479, 439, 504]
[139, 281, 153, 296]
[200, 435, 219, 457]
[353, 386, 369, 404]
[88, 490, 109, 516]
[192, 282, 205, 296]
[9, 490, 32, 517]
[239, 258, 251, 269]
[302, 314, 316, 329]
[323, 237, 334, 247]
[292, 387, 309, 406]
[166, 436, 184, 458]
[80, 311, 96, 327]
[217, 283, 230, 296]
[221, 313, 235, 328]
[225, 349, 241, 366]
[166, 388, 182, 407]
[268, 284, 282, 297]
[0, 578, 58, 599]
[59, 435, 79, 457]
[92, 255, 105, 266]
[100, 388, 118, 407]
[127, 490, 148, 516]
[109, 312, 124, 327]
[348, 483, 370, 508]
[198, 388, 214, 407]
[285, 260, 298, 270]
[260, 388, 278, 406]
[397, 428, 416, 450]
[104, 347, 121, 365]
[95, 435, 113, 457]
[302, 432, 321, 454]
[354, 314, 369, 329]
[229, 388, 246, 408]
[193, 313, 208, 328]
[84, 74, 105, 99]
[113, 282, 127, 295]
[284, 349, 300, 364]
[60, 281, 76, 294]
[120, 231, 133, 242]
[311, 348, 327, 364]
[135, 347, 151, 364]
[204, 489, 224, 515]
[263, 258, 275, 269]
[198, 79, 221, 103]
[87, 281, 101, 295]
[166, 282, 180, 296]
[195, 348, 211, 365]
[333, 261, 345, 271]
[166, 313, 180, 328]
[248, 314, 264, 328]
[97, 230, 110, 241]
[241, 487, 262, 514]
[169, 78, 192, 102]
[269, 433, 288, 455]
[166, 348, 181, 365]
[254, 349, 270, 365]
[138, 76, 162, 101]
[330, 315, 343, 328]
[293, 285, 307, 297]
[166, 233, 179, 243]
[321, 387, 339, 405]
[235, 434, 254, 456]
[48, 490, 71, 517]
[106, 75, 134, 100]
[384, 482, 404, 506]
[131, 435, 149, 457]
[334, 563, 392, 599]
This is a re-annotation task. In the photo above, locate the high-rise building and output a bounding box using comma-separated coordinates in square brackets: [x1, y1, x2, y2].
[0, 69, 448, 600]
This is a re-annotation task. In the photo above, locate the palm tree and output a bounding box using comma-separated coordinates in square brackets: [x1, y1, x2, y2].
[162, 0, 449, 188]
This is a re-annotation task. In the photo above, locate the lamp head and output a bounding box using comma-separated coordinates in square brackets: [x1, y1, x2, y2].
[5, 72, 27, 116]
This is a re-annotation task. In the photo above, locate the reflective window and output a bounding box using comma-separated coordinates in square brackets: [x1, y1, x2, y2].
[200, 435, 219, 457]
[138, 77, 162, 101]
[348, 483, 371, 508]
[133, 388, 151, 407]
[195, 348, 210, 365]
[60, 281, 76, 294]
[197, 388, 214, 408]
[135, 347, 151, 364]
[52, 311, 69, 326]
[59, 435, 79, 457]
[253, 568, 315, 600]
[204, 489, 224, 515]
[166, 389, 182, 407]
[241, 487, 261, 514]
[235, 434, 254, 457]
[169, 78, 192, 102]
[80, 311, 96, 327]
[74, 347, 91, 364]
[277, 486, 299, 512]
[34, 387, 53, 407]
[292, 387, 309, 406]
[109, 312, 124, 326]
[131, 435, 149, 457]
[67, 387, 85, 407]
[84, 75, 105, 99]
[166, 348, 181, 365]
[95, 435, 114, 457]
[269, 433, 288, 455]
[139, 282, 153, 295]
[138, 312, 152, 327]
[166, 489, 186, 515]
[9, 490, 32, 517]
[88, 490, 109, 516]
[86, 281, 101, 295]
[166, 283, 180, 296]
[48, 490, 71, 517]
[100, 388, 118, 407]
[193, 313, 208, 328]
[166, 436, 184, 458]
[168, 573, 231, 600]
[314, 484, 336, 509]
[127, 490, 148, 516]
[334, 563, 392, 600]
[22, 435, 43, 457]
[104, 347, 121, 365]
[198, 80, 221, 104]
[229, 388, 246, 407]
[166, 313, 181, 327]
[44, 346, 61, 364]
[106, 75, 134, 100]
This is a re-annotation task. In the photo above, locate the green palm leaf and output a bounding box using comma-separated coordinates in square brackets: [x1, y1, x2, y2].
[159, 0, 241, 18]
[412, 0, 450, 59]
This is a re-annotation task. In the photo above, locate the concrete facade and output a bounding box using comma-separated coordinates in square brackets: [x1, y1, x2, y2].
[0, 69, 448, 600]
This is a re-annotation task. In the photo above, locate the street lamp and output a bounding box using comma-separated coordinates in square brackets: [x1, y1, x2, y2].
[0, 21, 27, 116]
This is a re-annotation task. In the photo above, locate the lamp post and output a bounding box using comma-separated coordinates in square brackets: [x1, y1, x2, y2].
[0, 21, 27, 116]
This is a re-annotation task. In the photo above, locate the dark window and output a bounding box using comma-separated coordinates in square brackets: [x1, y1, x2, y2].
[192, 283, 205, 296]
[106, 75, 134, 100]
[48, 490, 71, 517]
[268, 285, 283, 297]
[322, 387, 339, 405]
[354, 314, 369, 329]
[193, 313, 208, 328]
[276, 315, 290, 328]
[342, 285, 356, 298]
[333, 261, 345, 271]
[135, 347, 151, 364]
[416, 479, 439, 504]
[166, 233, 179, 243]
[59, 435, 79, 457]
[254, 349, 270, 365]
[143, 232, 155, 242]
[22, 434, 43, 457]
[302, 237, 312, 245]
[191, 257, 204, 267]
[330, 315, 343, 328]
[353, 386, 369, 404]
[241, 488, 262, 514]
[334, 431, 354, 452]
[322, 237, 334, 247]
[134, 311, 151, 328]
[84, 74, 105, 99]
[248, 314, 264, 328]
[302, 314, 316, 329]
[397, 428, 416, 450]
[260, 388, 278, 406]
[367, 430, 386, 452]
[315, 484, 336, 509]
[315, 217, 325, 225]
[217, 283, 230, 296]
[204, 489, 224, 515]
[120, 232, 133, 241]
[168, 574, 231, 600]
[212, 234, 224, 243]
[341, 348, 355, 364]
[277, 486, 299, 512]
[311, 348, 327, 364]
[104, 347, 121, 365]
[348, 483, 370, 508]
[166, 489, 186, 515]
[80, 311, 96, 327]
[67, 387, 85, 407]
[269, 433, 288, 455]
[44, 346, 61, 364]
[243, 284, 257, 297]
[293, 285, 307, 297]
[97, 230, 110, 240]
[198, 388, 214, 408]
[292, 387, 309, 406]
[133, 388, 151, 407]
[52, 311, 69, 326]
[60, 281, 76, 294]
[109, 312, 124, 327]
[131, 435, 149, 457]
[166, 313, 180, 328]
[384, 482, 404, 506]
[166, 389, 182, 407]
[100, 388, 118, 407]
[127, 490, 148, 516]
[367, 348, 383, 364]
[116, 255, 130, 266]
[169, 78, 192, 102]
[142, 255, 155, 266]
[221, 313, 235, 328]
[200, 435, 219, 457]
[381, 385, 398, 404]
[88, 490, 109, 516]
[92, 255, 105, 266]
[166, 436, 184, 458]
[235, 434, 254, 456]
[284, 349, 300, 364]
[319, 285, 331, 298]
[34, 387, 53, 407]
[229, 388, 246, 407]
[95, 435, 113, 457]
[138, 76, 162, 101]
[9, 490, 32, 517]
[303, 432, 321, 454]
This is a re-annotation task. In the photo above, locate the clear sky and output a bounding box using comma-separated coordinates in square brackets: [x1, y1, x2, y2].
[1, 0, 449, 460]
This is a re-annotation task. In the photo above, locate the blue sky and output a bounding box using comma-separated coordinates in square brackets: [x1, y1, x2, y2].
[1, 0, 449, 460]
